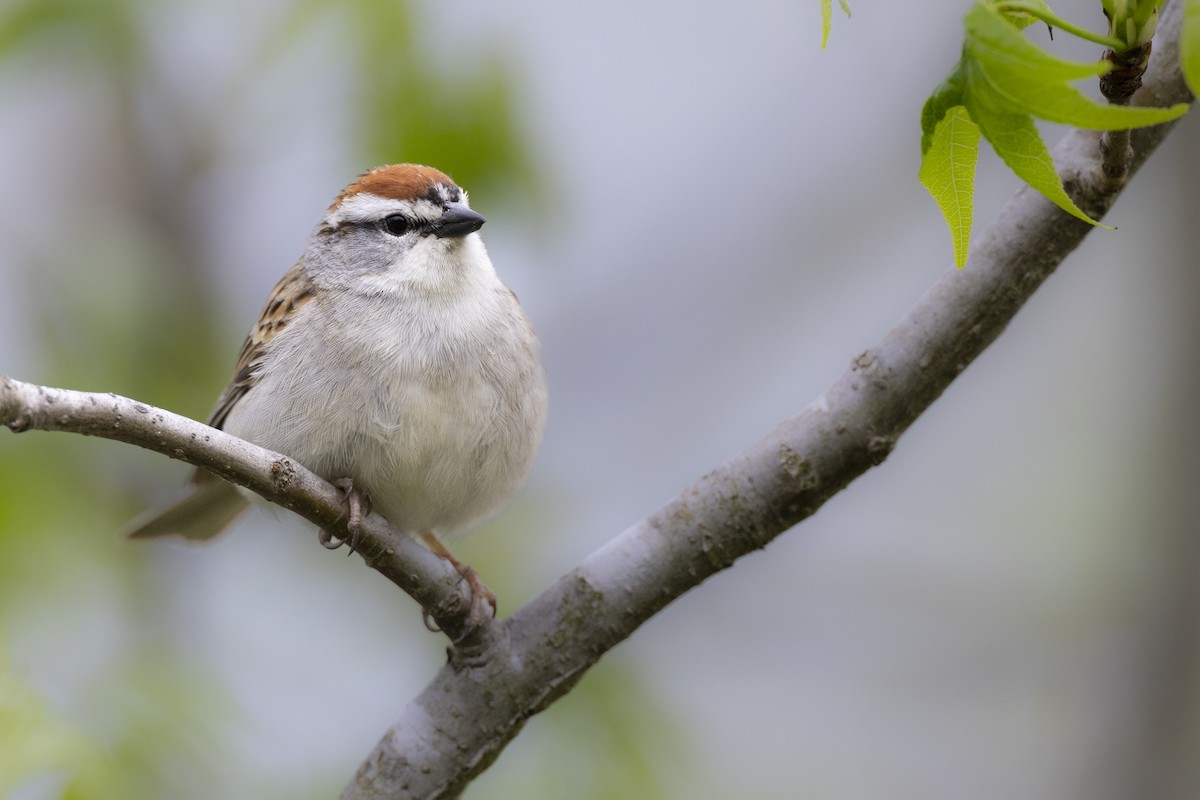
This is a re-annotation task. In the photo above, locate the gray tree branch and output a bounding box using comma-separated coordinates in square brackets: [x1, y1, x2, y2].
[0, 376, 486, 642]
[0, 3, 1193, 797]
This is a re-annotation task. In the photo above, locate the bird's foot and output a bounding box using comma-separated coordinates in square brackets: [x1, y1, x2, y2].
[318, 477, 372, 555]
[418, 530, 497, 631]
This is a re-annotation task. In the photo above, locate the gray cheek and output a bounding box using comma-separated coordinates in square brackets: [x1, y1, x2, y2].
[307, 229, 409, 288]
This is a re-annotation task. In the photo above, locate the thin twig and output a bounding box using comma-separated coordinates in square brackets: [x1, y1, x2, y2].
[1100, 40, 1155, 181]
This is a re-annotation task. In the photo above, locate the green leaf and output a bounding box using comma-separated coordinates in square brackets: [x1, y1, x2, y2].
[994, 0, 1056, 28]
[971, 95, 1105, 227]
[819, 0, 851, 50]
[921, 65, 967, 156]
[1184, 0, 1200, 94]
[997, 0, 1125, 48]
[1101, 0, 1160, 48]
[965, 3, 1187, 129]
[919, 106, 981, 268]
[919, 1, 1191, 266]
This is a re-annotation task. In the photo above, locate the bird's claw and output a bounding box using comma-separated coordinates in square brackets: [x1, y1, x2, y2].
[319, 478, 371, 555]
[417, 530, 498, 632]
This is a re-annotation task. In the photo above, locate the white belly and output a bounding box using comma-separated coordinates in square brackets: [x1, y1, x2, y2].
[222, 286, 547, 537]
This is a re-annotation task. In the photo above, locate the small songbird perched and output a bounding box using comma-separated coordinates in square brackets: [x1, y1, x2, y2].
[127, 164, 548, 609]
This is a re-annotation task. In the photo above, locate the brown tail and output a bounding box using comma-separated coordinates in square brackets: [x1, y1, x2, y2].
[125, 478, 249, 541]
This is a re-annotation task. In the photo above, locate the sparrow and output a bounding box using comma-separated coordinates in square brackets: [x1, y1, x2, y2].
[127, 164, 548, 609]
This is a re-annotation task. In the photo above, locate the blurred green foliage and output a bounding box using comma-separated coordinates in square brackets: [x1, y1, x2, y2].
[262, 0, 545, 202]
[0, 0, 665, 798]
[0, 640, 89, 795]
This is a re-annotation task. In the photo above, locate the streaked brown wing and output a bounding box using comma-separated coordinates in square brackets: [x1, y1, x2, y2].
[208, 260, 316, 430]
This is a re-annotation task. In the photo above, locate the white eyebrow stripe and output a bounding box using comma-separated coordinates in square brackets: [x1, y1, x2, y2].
[323, 194, 443, 228]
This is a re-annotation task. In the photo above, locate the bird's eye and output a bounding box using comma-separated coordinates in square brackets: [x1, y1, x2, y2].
[382, 214, 410, 236]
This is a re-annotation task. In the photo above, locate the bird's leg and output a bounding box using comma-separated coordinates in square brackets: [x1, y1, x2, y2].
[318, 477, 371, 555]
[418, 530, 497, 623]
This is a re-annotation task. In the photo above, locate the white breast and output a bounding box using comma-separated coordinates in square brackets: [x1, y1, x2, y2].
[223, 272, 547, 538]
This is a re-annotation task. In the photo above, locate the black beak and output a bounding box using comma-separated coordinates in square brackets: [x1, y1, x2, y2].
[431, 202, 486, 239]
